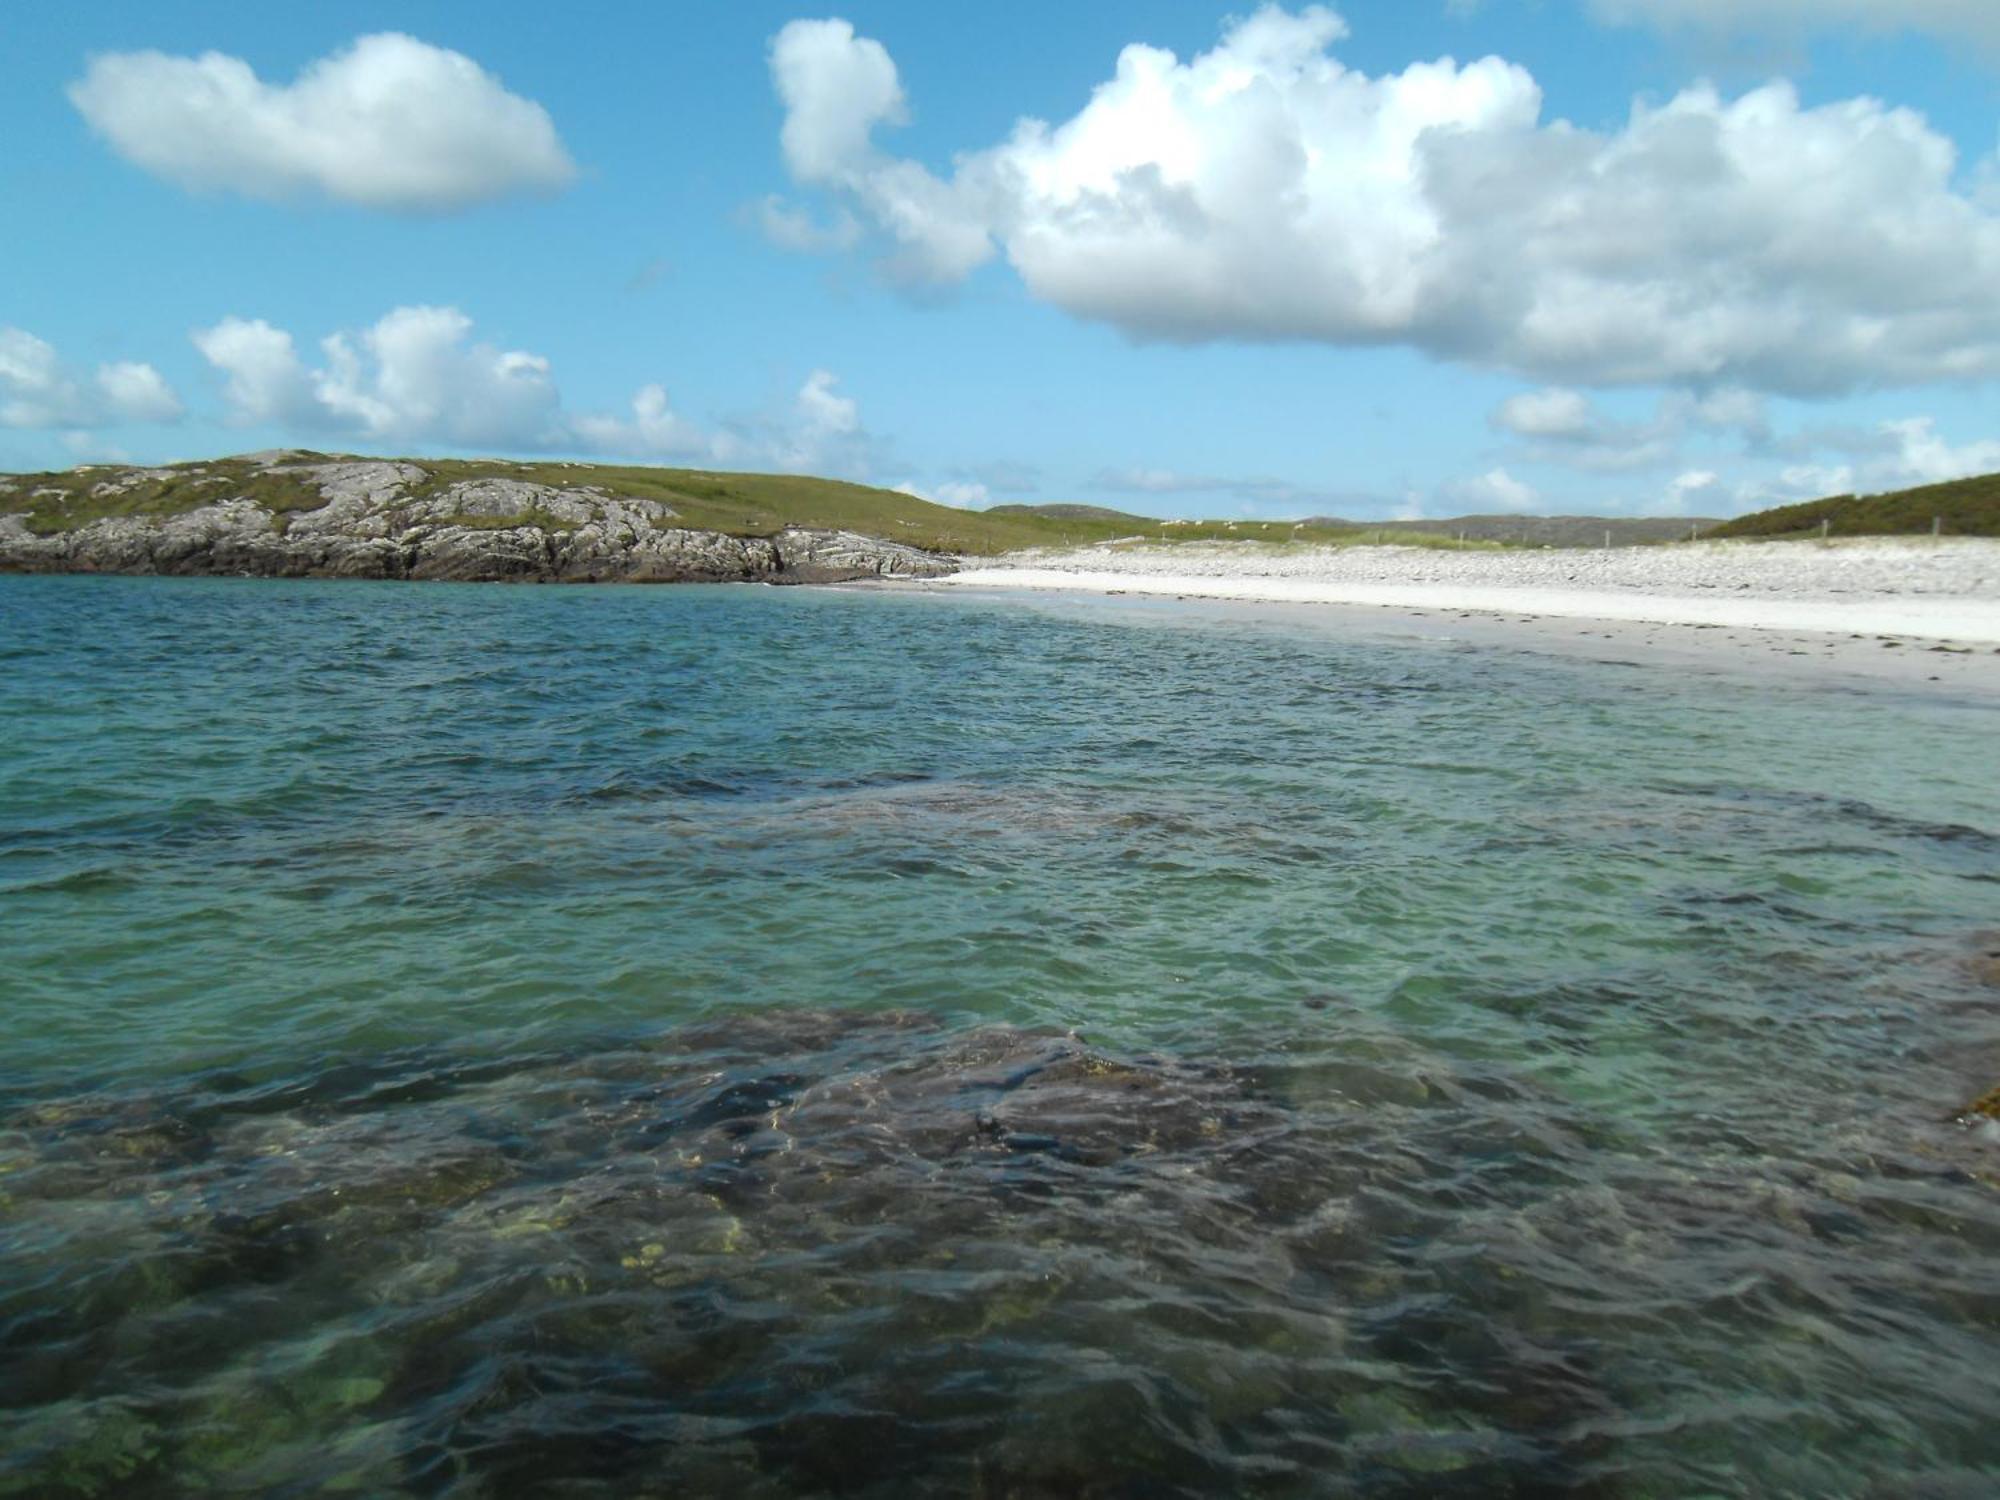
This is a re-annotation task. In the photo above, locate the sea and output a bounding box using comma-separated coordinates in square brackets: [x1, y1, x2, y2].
[2, 572, 1996, 1497]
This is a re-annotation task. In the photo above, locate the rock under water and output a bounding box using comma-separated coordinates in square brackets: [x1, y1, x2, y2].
[0, 1009, 1644, 1498]
[10, 1000, 1996, 1497]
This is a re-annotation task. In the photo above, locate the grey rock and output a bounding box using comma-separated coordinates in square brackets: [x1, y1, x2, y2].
[0, 458, 958, 585]
[772, 526, 954, 581]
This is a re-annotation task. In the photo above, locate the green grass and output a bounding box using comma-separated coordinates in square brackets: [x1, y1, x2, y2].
[1708, 471, 2000, 540]
[438, 507, 581, 534]
[1, 456, 342, 537]
[1, 452, 1532, 555]
[15, 453, 1995, 553]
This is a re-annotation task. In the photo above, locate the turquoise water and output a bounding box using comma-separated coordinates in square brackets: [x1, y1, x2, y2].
[2, 572, 1997, 1496]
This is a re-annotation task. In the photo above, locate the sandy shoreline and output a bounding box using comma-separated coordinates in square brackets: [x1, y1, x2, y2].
[944, 565, 2000, 640]
[905, 537, 2000, 698]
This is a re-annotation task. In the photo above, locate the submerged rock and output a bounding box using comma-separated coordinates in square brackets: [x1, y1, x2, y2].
[32, 1002, 1992, 1497]
[1964, 932, 2000, 989]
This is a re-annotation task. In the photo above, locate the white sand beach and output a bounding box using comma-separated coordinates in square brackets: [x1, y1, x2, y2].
[924, 537, 2000, 696]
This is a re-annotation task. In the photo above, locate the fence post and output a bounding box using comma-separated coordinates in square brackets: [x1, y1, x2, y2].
[1934, 515, 1943, 537]
[1821, 517, 1830, 541]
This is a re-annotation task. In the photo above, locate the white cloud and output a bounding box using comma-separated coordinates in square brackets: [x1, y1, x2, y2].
[794, 369, 858, 438]
[1490, 385, 1769, 472]
[320, 308, 558, 445]
[770, 8, 2000, 394]
[572, 367, 876, 474]
[1494, 388, 1594, 439]
[765, 369, 870, 473]
[192, 306, 875, 474]
[1588, 1, 2000, 53]
[1440, 467, 1540, 512]
[1702, 413, 1998, 512]
[754, 195, 863, 253]
[0, 326, 182, 428]
[196, 306, 561, 446]
[69, 33, 574, 212]
[767, 18, 996, 283]
[771, 19, 907, 182]
[93, 361, 184, 423]
[1877, 417, 2000, 486]
[895, 478, 991, 508]
[190, 318, 315, 425]
[570, 384, 723, 461]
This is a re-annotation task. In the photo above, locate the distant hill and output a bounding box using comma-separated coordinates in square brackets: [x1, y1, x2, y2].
[1299, 514, 1720, 547]
[24, 451, 1977, 564]
[984, 502, 1158, 525]
[1708, 472, 2000, 539]
[989, 504, 1720, 548]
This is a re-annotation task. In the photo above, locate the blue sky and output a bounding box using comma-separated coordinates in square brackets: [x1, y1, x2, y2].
[2, 1, 1996, 518]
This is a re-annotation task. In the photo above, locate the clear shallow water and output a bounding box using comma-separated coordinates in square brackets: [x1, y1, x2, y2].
[1, 573, 1997, 1497]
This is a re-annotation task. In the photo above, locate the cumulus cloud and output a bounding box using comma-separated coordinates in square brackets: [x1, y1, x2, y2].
[570, 384, 722, 461]
[1491, 386, 1770, 471]
[1664, 413, 2000, 513]
[1494, 388, 1595, 440]
[1439, 466, 1540, 512]
[571, 369, 870, 473]
[769, 8, 2000, 393]
[69, 33, 575, 211]
[0, 326, 181, 429]
[195, 306, 561, 446]
[191, 305, 874, 473]
[1588, 1, 2000, 53]
[1876, 417, 2000, 486]
[767, 17, 995, 283]
[760, 369, 872, 474]
[189, 318, 315, 425]
[794, 369, 858, 439]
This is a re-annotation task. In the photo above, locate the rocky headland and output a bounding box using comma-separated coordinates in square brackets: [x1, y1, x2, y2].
[0, 456, 958, 584]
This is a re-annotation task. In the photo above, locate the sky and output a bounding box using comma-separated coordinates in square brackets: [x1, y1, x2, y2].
[2, 1, 1996, 520]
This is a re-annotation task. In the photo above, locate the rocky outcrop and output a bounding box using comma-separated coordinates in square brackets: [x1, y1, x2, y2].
[0, 460, 958, 585]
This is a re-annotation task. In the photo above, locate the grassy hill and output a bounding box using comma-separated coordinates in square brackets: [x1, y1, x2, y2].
[1708, 472, 2000, 539]
[21, 452, 1984, 555]
[984, 502, 1158, 524]
[0, 455, 1141, 557]
[0, 455, 1412, 554]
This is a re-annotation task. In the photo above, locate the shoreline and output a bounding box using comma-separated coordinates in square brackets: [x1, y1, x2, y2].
[940, 564, 2000, 643]
[896, 541, 2000, 699]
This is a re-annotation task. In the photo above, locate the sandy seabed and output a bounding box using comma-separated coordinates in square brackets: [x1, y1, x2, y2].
[918, 537, 2000, 698]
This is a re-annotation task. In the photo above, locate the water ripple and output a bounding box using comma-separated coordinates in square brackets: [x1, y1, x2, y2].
[0, 576, 1997, 1495]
